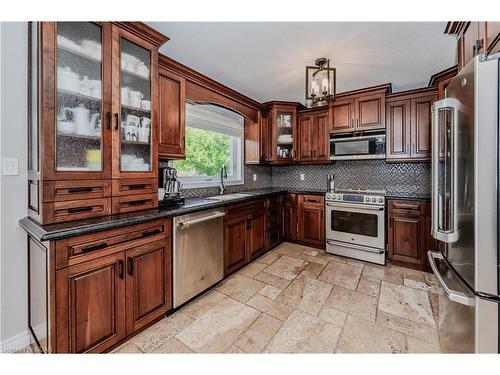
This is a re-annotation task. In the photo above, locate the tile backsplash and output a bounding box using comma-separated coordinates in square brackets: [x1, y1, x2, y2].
[160, 160, 430, 198]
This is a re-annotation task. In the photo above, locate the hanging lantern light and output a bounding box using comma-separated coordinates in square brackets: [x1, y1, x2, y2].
[305, 57, 336, 106]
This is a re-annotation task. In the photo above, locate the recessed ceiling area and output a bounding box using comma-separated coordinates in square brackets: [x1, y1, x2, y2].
[148, 22, 456, 104]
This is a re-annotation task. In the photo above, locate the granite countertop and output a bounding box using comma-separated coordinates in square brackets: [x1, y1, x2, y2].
[19, 188, 325, 242]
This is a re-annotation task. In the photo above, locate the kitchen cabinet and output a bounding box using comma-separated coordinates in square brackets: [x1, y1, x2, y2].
[282, 194, 298, 241]
[297, 195, 325, 248]
[247, 210, 266, 260]
[265, 196, 282, 250]
[329, 86, 388, 134]
[33, 219, 171, 353]
[265, 101, 300, 163]
[386, 88, 437, 161]
[158, 69, 185, 159]
[387, 199, 431, 271]
[259, 110, 272, 163]
[298, 109, 329, 162]
[28, 22, 167, 224]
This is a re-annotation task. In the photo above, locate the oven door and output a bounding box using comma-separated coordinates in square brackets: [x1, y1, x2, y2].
[326, 201, 385, 249]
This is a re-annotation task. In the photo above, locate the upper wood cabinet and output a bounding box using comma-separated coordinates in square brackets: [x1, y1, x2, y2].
[386, 88, 437, 162]
[259, 109, 272, 163]
[265, 101, 300, 163]
[329, 86, 388, 134]
[158, 70, 186, 159]
[29, 22, 168, 224]
[298, 109, 329, 162]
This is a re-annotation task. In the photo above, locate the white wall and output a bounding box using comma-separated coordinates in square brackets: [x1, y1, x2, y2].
[0, 22, 28, 350]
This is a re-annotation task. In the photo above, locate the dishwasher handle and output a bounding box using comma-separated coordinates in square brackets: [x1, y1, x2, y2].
[177, 212, 225, 230]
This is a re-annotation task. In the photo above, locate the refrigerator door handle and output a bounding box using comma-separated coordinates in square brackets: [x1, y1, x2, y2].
[431, 98, 459, 243]
[427, 251, 475, 306]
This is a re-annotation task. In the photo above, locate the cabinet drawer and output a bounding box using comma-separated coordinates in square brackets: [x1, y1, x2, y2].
[111, 178, 158, 196]
[43, 180, 111, 202]
[301, 194, 324, 206]
[112, 193, 158, 214]
[42, 198, 111, 224]
[55, 219, 171, 269]
[224, 199, 265, 217]
[388, 199, 426, 216]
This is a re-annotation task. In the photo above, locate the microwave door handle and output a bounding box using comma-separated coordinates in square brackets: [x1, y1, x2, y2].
[431, 98, 459, 243]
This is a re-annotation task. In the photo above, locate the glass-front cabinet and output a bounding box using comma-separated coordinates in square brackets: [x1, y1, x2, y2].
[268, 103, 298, 162]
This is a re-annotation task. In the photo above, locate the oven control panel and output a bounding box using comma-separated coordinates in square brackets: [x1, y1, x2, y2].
[325, 192, 385, 206]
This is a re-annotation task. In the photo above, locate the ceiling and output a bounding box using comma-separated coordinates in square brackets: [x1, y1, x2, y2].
[148, 22, 456, 104]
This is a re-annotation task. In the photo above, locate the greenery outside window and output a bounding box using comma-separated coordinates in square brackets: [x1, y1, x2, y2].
[173, 103, 244, 188]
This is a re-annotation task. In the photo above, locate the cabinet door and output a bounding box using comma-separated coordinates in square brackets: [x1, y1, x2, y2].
[158, 70, 185, 159]
[56, 252, 125, 353]
[298, 114, 314, 161]
[282, 205, 297, 241]
[355, 93, 385, 131]
[248, 211, 266, 261]
[259, 110, 271, 162]
[42, 22, 112, 180]
[299, 204, 324, 247]
[112, 25, 158, 179]
[223, 215, 248, 275]
[330, 99, 354, 133]
[314, 111, 329, 160]
[125, 241, 171, 334]
[386, 100, 411, 160]
[273, 107, 297, 162]
[388, 213, 425, 268]
[410, 94, 436, 160]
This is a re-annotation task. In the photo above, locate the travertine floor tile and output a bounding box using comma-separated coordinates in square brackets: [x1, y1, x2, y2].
[318, 261, 363, 290]
[253, 271, 292, 289]
[271, 243, 305, 258]
[246, 293, 294, 321]
[406, 336, 441, 353]
[113, 342, 142, 353]
[180, 290, 227, 320]
[403, 277, 444, 295]
[225, 345, 245, 353]
[258, 252, 280, 265]
[276, 275, 332, 316]
[216, 274, 265, 303]
[263, 255, 308, 281]
[428, 292, 440, 323]
[258, 284, 282, 300]
[376, 310, 439, 344]
[337, 315, 407, 353]
[176, 298, 260, 353]
[378, 281, 436, 328]
[362, 264, 403, 284]
[239, 261, 268, 278]
[133, 311, 194, 352]
[302, 249, 319, 256]
[265, 310, 341, 353]
[424, 272, 439, 286]
[356, 276, 381, 298]
[234, 313, 282, 353]
[324, 286, 377, 322]
[153, 337, 193, 353]
[318, 305, 348, 328]
[299, 261, 326, 279]
[299, 253, 329, 266]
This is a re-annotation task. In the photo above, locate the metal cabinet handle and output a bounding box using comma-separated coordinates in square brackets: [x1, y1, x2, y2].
[118, 260, 124, 279]
[76, 241, 108, 254]
[106, 111, 111, 129]
[177, 212, 226, 229]
[427, 251, 475, 306]
[114, 113, 119, 130]
[127, 256, 134, 276]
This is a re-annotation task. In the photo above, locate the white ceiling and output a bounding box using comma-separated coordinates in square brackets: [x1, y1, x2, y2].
[148, 22, 456, 104]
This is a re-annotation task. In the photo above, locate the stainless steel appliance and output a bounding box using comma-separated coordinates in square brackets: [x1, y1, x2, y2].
[429, 54, 499, 353]
[173, 208, 225, 308]
[159, 166, 185, 206]
[329, 130, 386, 160]
[325, 188, 386, 265]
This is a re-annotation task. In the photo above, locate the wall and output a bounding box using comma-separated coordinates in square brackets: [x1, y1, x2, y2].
[0, 22, 29, 350]
[272, 161, 431, 196]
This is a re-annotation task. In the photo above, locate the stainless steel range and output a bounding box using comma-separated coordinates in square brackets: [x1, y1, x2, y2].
[325, 188, 386, 265]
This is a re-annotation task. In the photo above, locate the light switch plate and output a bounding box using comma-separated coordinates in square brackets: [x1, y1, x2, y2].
[2, 158, 19, 176]
[253, 174, 257, 181]
[300, 173, 305, 181]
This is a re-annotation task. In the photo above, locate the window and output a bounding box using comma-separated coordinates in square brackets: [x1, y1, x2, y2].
[173, 103, 244, 188]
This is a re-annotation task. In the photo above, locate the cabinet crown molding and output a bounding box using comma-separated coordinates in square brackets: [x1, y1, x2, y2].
[112, 22, 169, 47]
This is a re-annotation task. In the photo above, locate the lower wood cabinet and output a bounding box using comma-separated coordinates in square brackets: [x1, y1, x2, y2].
[282, 194, 298, 241]
[298, 195, 325, 248]
[223, 214, 249, 275]
[50, 219, 172, 353]
[387, 199, 433, 271]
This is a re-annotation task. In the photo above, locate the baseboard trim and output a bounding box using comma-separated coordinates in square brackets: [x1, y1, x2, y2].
[0, 330, 30, 353]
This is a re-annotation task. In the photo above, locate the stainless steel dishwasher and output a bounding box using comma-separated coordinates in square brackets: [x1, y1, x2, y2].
[173, 208, 225, 308]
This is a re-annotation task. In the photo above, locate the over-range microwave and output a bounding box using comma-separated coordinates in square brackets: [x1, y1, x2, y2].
[329, 130, 386, 160]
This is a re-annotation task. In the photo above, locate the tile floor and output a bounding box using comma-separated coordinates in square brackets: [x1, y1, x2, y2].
[113, 242, 444, 354]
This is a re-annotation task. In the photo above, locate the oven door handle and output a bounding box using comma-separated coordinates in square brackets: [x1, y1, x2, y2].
[326, 239, 385, 254]
[326, 202, 384, 211]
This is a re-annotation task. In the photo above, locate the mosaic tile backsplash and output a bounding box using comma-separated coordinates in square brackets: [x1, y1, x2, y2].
[160, 160, 430, 198]
[271, 160, 431, 196]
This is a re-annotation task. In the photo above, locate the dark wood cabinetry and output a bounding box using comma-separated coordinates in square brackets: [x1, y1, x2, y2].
[298, 110, 329, 162]
[158, 69, 185, 159]
[329, 86, 388, 134]
[387, 199, 433, 271]
[386, 88, 437, 162]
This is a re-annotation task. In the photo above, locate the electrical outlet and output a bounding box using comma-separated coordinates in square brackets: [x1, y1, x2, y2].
[300, 173, 305, 181]
[253, 174, 257, 181]
[2, 158, 19, 176]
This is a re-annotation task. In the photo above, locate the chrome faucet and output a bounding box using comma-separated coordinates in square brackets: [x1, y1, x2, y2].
[219, 164, 227, 195]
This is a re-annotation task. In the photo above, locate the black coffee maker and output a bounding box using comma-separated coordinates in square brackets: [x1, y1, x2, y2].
[158, 166, 185, 207]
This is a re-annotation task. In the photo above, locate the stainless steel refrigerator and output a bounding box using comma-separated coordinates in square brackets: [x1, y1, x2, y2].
[429, 54, 499, 353]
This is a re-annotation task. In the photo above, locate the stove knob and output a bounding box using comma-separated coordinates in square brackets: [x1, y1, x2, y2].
[337, 195, 342, 200]
[371, 197, 376, 202]
[378, 198, 383, 203]
[365, 197, 370, 202]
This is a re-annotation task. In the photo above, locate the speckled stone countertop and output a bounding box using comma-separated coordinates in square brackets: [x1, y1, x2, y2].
[19, 188, 326, 242]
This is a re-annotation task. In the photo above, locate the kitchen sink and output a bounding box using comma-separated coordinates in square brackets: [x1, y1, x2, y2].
[206, 193, 253, 201]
